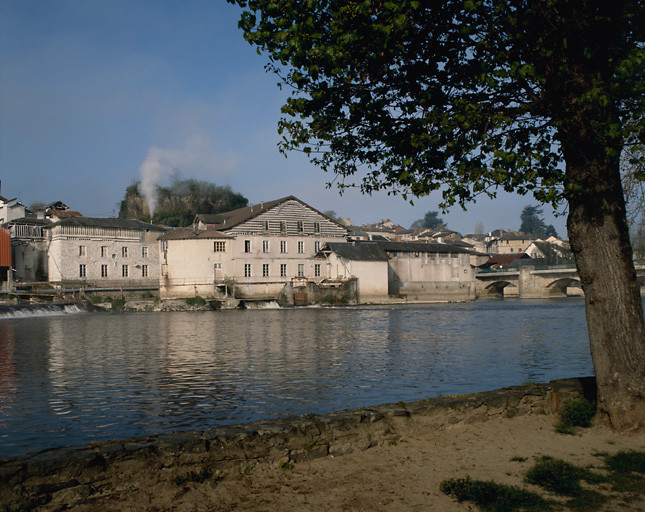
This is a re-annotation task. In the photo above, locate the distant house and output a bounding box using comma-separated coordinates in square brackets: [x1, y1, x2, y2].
[47, 217, 165, 286]
[524, 240, 573, 265]
[486, 232, 534, 254]
[479, 253, 531, 269]
[0, 194, 29, 225]
[159, 196, 350, 300]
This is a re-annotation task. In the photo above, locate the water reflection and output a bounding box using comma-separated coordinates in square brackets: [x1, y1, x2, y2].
[0, 300, 593, 458]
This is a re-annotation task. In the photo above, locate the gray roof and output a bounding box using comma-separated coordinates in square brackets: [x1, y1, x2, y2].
[158, 228, 232, 241]
[319, 242, 389, 261]
[375, 241, 472, 254]
[53, 217, 166, 232]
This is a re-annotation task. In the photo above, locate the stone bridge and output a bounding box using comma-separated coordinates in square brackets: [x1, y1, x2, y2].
[475, 264, 645, 299]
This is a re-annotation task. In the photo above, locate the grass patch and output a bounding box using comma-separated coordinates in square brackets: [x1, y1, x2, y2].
[555, 400, 596, 434]
[89, 295, 104, 304]
[109, 298, 125, 310]
[510, 456, 528, 463]
[525, 456, 605, 496]
[440, 477, 553, 512]
[604, 450, 645, 494]
[173, 468, 214, 486]
[186, 296, 206, 306]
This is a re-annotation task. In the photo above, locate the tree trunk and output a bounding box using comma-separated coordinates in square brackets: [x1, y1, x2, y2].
[566, 156, 645, 432]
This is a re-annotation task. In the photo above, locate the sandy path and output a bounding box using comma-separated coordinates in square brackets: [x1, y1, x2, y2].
[71, 414, 645, 511]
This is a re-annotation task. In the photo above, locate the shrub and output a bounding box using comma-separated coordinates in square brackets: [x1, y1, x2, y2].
[90, 295, 103, 304]
[186, 296, 206, 306]
[440, 477, 552, 511]
[110, 298, 125, 310]
[556, 400, 596, 433]
[525, 456, 605, 497]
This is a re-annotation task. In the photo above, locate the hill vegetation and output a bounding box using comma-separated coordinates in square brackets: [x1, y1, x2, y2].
[119, 179, 248, 227]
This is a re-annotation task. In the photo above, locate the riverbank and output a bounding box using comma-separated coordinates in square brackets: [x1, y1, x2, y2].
[3, 377, 642, 511]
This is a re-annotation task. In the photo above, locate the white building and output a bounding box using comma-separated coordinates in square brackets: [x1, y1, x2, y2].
[47, 217, 165, 287]
[159, 196, 349, 300]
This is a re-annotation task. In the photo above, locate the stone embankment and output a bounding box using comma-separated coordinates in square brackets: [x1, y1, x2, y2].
[0, 377, 595, 512]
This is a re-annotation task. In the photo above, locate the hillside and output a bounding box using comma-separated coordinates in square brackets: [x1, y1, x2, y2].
[118, 179, 248, 227]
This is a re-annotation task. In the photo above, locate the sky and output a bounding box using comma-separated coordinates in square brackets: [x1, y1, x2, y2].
[0, 0, 568, 236]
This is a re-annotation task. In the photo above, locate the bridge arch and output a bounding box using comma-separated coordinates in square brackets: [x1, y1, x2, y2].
[484, 281, 518, 298]
[546, 277, 583, 297]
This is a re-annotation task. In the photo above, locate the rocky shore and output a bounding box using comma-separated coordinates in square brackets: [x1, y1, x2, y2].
[2, 377, 625, 512]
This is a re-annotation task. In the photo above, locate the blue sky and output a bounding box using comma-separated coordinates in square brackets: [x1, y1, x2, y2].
[0, 0, 567, 236]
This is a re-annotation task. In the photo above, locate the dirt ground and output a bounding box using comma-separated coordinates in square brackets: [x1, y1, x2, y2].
[68, 414, 645, 512]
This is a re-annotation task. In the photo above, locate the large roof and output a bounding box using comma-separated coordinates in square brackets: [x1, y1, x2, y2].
[375, 241, 472, 254]
[320, 242, 390, 261]
[195, 196, 348, 231]
[53, 217, 166, 231]
[158, 228, 232, 241]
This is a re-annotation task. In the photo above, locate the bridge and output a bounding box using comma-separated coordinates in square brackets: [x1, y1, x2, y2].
[475, 264, 645, 299]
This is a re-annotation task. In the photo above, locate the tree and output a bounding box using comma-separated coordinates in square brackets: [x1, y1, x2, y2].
[544, 225, 558, 239]
[410, 210, 445, 230]
[323, 210, 338, 220]
[520, 206, 547, 238]
[230, 0, 645, 430]
[119, 178, 248, 227]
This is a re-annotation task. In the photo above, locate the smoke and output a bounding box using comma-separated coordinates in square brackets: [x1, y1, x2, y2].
[138, 136, 238, 215]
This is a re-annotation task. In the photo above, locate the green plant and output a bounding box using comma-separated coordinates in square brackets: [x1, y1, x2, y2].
[321, 294, 333, 304]
[90, 295, 103, 304]
[110, 298, 125, 310]
[440, 477, 553, 512]
[186, 296, 206, 306]
[525, 456, 604, 497]
[510, 456, 528, 463]
[173, 468, 213, 486]
[556, 400, 596, 433]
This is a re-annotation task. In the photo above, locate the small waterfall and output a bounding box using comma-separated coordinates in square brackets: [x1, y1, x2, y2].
[0, 304, 87, 319]
[243, 300, 281, 309]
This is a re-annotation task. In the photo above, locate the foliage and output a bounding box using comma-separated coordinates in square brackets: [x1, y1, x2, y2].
[525, 456, 605, 497]
[519, 206, 546, 238]
[119, 178, 248, 227]
[229, 0, 643, 209]
[186, 296, 207, 306]
[440, 477, 553, 512]
[410, 210, 445, 230]
[109, 298, 125, 310]
[604, 450, 645, 475]
[323, 210, 338, 220]
[556, 400, 596, 433]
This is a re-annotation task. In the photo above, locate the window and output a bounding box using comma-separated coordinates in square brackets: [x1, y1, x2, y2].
[101, 246, 108, 257]
[314, 264, 321, 277]
[280, 263, 287, 277]
[244, 240, 251, 253]
[141, 265, 148, 277]
[161, 240, 168, 252]
[298, 241, 304, 254]
[279, 221, 286, 233]
[122, 265, 128, 277]
[122, 247, 128, 258]
[297, 264, 305, 277]
[314, 222, 320, 233]
[263, 263, 269, 277]
[244, 264, 252, 277]
[79, 264, 86, 277]
[297, 220, 304, 232]
[314, 241, 321, 253]
[142, 246, 148, 258]
[280, 240, 287, 253]
[262, 240, 270, 253]
[101, 264, 108, 278]
[214, 241, 226, 252]
[79, 245, 86, 257]
[263, 220, 269, 231]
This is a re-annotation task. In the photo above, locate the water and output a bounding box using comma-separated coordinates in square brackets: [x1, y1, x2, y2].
[0, 300, 593, 459]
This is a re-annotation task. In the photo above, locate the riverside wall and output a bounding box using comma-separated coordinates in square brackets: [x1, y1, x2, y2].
[0, 377, 595, 512]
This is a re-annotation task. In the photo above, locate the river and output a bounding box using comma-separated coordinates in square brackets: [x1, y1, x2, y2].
[0, 299, 593, 459]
